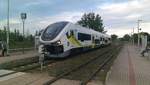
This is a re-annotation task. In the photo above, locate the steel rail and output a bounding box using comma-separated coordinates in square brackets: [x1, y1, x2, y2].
[0, 60, 55, 78]
[43, 47, 113, 85]
[80, 46, 121, 85]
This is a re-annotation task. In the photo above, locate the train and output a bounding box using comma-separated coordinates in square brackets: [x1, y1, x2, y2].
[38, 21, 111, 58]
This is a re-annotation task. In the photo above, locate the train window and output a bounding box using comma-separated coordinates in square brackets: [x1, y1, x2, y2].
[67, 42, 70, 46]
[42, 21, 68, 41]
[66, 32, 69, 38]
[100, 37, 102, 41]
[94, 39, 100, 44]
[0, 43, 2, 49]
[92, 36, 94, 43]
[78, 33, 91, 41]
[70, 30, 74, 36]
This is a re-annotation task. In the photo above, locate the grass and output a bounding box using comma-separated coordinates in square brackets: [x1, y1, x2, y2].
[9, 41, 34, 49]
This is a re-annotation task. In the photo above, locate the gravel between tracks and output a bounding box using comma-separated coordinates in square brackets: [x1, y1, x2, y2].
[48, 46, 111, 77]
[46, 44, 121, 85]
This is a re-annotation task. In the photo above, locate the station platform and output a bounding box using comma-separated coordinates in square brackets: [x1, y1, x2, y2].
[0, 50, 38, 64]
[0, 70, 52, 85]
[106, 44, 150, 85]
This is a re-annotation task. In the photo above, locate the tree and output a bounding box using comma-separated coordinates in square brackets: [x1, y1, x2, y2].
[132, 33, 138, 43]
[111, 34, 118, 41]
[77, 13, 104, 32]
[123, 34, 131, 41]
[35, 30, 39, 36]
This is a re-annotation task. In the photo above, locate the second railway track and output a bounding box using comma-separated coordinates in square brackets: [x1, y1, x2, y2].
[0, 59, 58, 78]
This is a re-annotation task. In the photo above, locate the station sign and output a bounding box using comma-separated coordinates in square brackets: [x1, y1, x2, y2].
[21, 13, 27, 20]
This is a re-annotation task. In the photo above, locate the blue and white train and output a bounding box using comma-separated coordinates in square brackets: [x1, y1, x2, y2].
[39, 21, 111, 58]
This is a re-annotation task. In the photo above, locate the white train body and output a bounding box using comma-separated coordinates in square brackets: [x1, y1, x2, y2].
[39, 21, 111, 58]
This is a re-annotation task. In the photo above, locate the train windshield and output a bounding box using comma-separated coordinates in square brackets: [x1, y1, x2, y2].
[42, 21, 68, 41]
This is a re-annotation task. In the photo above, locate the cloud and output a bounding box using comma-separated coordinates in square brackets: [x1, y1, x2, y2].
[24, 0, 52, 7]
[1, 0, 150, 37]
[36, 11, 83, 29]
[99, 0, 142, 15]
[96, 0, 150, 36]
[0, 11, 83, 35]
[125, 14, 142, 20]
[107, 27, 133, 37]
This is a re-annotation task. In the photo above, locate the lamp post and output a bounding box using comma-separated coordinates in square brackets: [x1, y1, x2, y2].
[137, 20, 142, 47]
[6, 0, 10, 55]
[21, 13, 27, 54]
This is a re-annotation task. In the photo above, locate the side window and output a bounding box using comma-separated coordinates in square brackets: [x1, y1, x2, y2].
[66, 32, 69, 38]
[0, 43, 2, 49]
[78, 33, 91, 41]
[70, 30, 74, 36]
[100, 37, 102, 41]
[92, 36, 94, 43]
[95, 39, 100, 44]
[67, 42, 70, 46]
[105, 39, 108, 43]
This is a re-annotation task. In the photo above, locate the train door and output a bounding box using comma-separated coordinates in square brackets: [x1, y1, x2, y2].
[100, 37, 102, 45]
[66, 29, 81, 48]
[66, 30, 75, 38]
[92, 35, 95, 48]
[92, 35, 94, 43]
[0, 42, 2, 56]
[105, 38, 108, 45]
[103, 37, 105, 45]
[71, 30, 77, 38]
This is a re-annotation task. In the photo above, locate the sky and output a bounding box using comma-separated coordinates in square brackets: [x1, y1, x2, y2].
[0, 0, 150, 37]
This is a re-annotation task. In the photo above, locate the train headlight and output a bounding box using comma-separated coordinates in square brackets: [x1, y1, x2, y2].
[56, 40, 61, 45]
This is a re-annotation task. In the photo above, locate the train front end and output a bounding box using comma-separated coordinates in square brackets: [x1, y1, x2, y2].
[39, 21, 69, 58]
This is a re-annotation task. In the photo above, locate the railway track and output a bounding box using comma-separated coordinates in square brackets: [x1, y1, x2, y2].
[80, 46, 121, 85]
[0, 60, 57, 78]
[0, 46, 108, 78]
[43, 45, 121, 85]
[0, 44, 122, 85]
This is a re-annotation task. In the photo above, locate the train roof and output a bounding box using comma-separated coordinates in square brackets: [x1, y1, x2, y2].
[69, 22, 110, 38]
[42, 21, 110, 38]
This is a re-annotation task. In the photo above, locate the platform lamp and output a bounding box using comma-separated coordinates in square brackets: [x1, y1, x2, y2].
[21, 13, 27, 54]
[6, 0, 10, 56]
[137, 19, 142, 47]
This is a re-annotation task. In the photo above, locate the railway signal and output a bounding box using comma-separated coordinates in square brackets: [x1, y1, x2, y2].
[21, 13, 27, 54]
[39, 53, 45, 71]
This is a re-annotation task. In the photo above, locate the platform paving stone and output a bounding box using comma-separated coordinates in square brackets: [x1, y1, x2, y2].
[0, 72, 25, 82]
[0, 71, 53, 85]
[0, 51, 38, 64]
[51, 79, 81, 85]
[87, 80, 103, 85]
[106, 44, 150, 85]
[0, 69, 14, 76]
